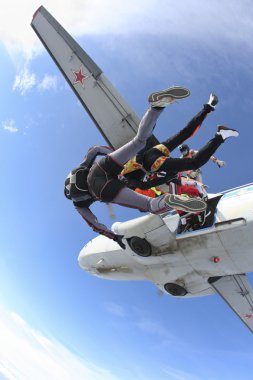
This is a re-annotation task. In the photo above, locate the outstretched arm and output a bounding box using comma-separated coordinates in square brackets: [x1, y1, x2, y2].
[75, 206, 126, 249]
[75, 205, 115, 238]
[210, 155, 226, 167]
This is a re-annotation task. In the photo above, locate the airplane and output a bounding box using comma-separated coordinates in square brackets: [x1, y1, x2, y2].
[31, 6, 253, 333]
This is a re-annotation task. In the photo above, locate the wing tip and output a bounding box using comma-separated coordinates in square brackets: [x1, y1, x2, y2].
[32, 5, 44, 22]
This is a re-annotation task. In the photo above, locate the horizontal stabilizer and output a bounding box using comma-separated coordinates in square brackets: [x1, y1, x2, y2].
[208, 274, 253, 333]
[31, 6, 158, 149]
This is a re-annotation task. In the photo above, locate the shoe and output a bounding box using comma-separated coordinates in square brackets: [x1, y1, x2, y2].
[216, 125, 239, 140]
[164, 194, 207, 213]
[148, 86, 190, 108]
[207, 93, 218, 109]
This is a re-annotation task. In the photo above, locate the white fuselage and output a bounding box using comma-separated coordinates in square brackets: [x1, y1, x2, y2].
[78, 184, 253, 297]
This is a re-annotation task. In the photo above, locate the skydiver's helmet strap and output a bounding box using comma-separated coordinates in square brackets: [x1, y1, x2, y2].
[64, 166, 91, 202]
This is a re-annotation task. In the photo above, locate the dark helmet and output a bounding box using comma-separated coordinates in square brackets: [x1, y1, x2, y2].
[64, 166, 90, 201]
[179, 144, 190, 156]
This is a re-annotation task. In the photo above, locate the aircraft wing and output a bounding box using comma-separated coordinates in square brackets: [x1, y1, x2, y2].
[208, 275, 253, 333]
[31, 6, 158, 149]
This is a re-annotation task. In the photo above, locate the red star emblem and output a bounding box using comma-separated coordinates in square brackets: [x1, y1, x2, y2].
[72, 67, 89, 86]
[244, 313, 253, 319]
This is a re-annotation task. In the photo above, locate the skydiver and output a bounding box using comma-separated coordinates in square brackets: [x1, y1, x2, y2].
[64, 86, 207, 250]
[123, 93, 238, 191]
[178, 143, 226, 183]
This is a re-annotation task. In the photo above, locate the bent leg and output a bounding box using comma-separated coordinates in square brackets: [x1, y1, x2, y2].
[162, 104, 213, 153]
[112, 187, 170, 214]
[109, 107, 164, 165]
[112, 186, 207, 214]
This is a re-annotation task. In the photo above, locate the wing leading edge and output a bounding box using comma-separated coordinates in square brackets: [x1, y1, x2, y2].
[208, 274, 253, 333]
[31, 6, 158, 149]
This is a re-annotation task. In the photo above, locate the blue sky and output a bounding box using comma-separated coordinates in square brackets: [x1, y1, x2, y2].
[1, 1, 253, 379]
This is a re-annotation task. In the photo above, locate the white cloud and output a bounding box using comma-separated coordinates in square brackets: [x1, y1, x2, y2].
[104, 302, 126, 317]
[1, 0, 253, 63]
[12, 68, 58, 95]
[37, 74, 57, 91]
[12, 67, 36, 95]
[2, 120, 18, 133]
[0, 306, 121, 380]
[162, 366, 202, 380]
[104, 302, 178, 343]
[2, 0, 253, 96]
[135, 317, 174, 341]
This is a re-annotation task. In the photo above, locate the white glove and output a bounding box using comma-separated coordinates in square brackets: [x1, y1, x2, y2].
[216, 159, 226, 168]
[207, 93, 218, 109]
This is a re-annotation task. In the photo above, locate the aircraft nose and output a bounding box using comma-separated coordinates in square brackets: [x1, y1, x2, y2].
[78, 241, 96, 271]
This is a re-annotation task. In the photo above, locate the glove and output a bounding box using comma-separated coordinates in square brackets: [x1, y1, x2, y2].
[216, 160, 226, 168]
[207, 93, 218, 109]
[113, 234, 126, 250]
